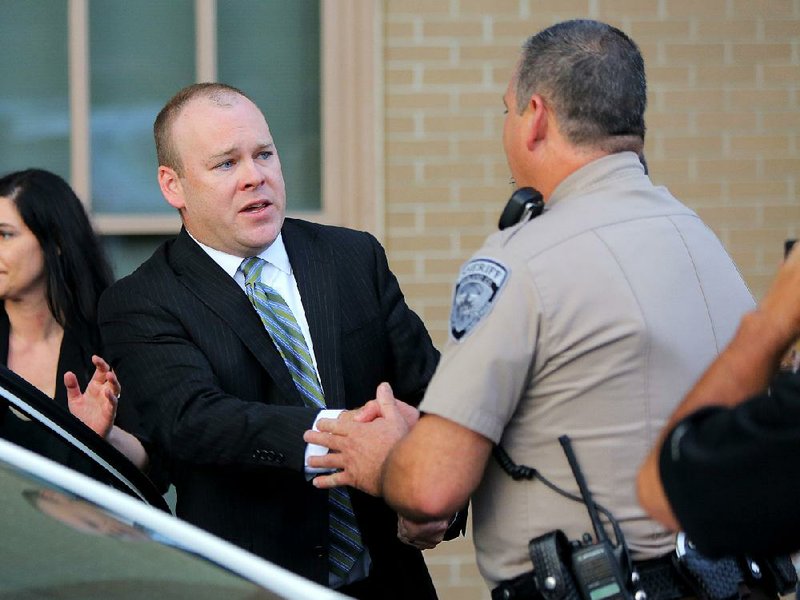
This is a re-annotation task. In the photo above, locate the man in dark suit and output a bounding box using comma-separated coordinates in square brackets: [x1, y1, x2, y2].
[97, 83, 449, 598]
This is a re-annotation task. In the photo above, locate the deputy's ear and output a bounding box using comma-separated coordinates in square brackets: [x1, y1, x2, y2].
[525, 94, 548, 151]
[158, 166, 185, 210]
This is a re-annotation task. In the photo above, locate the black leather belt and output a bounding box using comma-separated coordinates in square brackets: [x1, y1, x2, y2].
[491, 554, 692, 600]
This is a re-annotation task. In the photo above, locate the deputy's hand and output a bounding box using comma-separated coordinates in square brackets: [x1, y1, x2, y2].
[303, 382, 410, 496]
[397, 515, 450, 550]
[354, 396, 420, 427]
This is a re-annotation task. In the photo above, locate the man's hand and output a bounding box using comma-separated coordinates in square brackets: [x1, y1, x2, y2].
[397, 515, 450, 550]
[65, 355, 120, 438]
[303, 382, 410, 496]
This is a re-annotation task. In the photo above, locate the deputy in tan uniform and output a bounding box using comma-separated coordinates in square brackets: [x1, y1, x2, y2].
[305, 19, 754, 596]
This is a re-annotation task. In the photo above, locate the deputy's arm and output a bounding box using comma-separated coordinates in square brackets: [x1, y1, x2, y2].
[381, 413, 492, 522]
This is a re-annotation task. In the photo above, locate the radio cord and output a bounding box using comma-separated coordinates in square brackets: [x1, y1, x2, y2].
[492, 444, 637, 585]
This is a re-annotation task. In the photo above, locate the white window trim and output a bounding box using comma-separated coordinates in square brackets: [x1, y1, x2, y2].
[67, 0, 383, 239]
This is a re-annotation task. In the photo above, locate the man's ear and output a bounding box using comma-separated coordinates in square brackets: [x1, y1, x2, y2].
[525, 94, 548, 151]
[158, 166, 185, 210]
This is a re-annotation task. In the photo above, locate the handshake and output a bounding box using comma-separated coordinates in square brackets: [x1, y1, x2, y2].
[304, 382, 417, 496]
[303, 383, 455, 550]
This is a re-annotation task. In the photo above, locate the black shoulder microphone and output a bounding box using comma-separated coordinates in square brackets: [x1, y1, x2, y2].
[498, 187, 544, 230]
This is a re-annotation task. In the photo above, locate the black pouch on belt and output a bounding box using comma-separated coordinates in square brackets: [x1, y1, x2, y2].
[528, 530, 582, 600]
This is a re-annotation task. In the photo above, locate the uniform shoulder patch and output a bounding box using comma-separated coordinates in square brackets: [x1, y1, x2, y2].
[450, 258, 509, 341]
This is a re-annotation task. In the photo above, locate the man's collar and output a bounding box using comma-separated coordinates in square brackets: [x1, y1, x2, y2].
[189, 232, 291, 278]
[260, 233, 292, 276]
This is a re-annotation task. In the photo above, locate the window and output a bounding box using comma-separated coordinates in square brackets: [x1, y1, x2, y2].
[218, 0, 321, 213]
[0, 1, 70, 179]
[0, 0, 381, 276]
[89, 0, 196, 216]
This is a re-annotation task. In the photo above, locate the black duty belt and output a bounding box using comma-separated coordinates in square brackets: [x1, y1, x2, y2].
[491, 554, 692, 600]
[634, 554, 693, 600]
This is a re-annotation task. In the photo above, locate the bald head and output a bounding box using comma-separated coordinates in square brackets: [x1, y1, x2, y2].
[154, 82, 254, 175]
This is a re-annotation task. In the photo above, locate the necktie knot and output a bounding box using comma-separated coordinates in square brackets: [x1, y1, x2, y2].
[240, 256, 266, 286]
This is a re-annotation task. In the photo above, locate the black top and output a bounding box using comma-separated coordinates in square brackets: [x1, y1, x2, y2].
[0, 308, 100, 404]
[0, 309, 108, 471]
[659, 372, 800, 557]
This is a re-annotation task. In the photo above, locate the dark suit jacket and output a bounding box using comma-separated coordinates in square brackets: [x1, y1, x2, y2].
[97, 220, 441, 596]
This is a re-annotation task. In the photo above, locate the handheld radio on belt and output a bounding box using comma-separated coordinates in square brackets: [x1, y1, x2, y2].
[492, 436, 643, 600]
[559, 436, 637, 600]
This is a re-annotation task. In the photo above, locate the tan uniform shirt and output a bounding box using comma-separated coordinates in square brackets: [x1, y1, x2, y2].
[419, 152, 755, 587]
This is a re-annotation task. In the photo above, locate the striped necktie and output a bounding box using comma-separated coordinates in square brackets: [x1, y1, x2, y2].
[240, 257, 364, 581]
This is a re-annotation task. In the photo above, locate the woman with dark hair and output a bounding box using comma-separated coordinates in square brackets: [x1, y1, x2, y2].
[0, 168, 146, 468]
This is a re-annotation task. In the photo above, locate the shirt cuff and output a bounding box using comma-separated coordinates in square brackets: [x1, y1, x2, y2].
[305, 408, 344, 476]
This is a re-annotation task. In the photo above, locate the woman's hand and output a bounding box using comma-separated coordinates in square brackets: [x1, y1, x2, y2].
[65, 355, 120, 439]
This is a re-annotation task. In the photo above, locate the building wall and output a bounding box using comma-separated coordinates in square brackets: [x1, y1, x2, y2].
[382, 1, 800, 598]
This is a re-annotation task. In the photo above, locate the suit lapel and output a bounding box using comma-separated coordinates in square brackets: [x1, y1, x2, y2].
[282, 220, 345, 409]
[168, 229, 302, 405]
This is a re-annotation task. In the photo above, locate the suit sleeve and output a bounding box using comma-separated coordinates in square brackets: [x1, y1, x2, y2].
[98, 284, 316, 474]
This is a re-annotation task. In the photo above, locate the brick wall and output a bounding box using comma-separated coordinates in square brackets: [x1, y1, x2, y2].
[382, 1, 799, 598]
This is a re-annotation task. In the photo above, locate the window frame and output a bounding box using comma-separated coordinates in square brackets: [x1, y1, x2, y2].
[66, 0, 383, 239]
